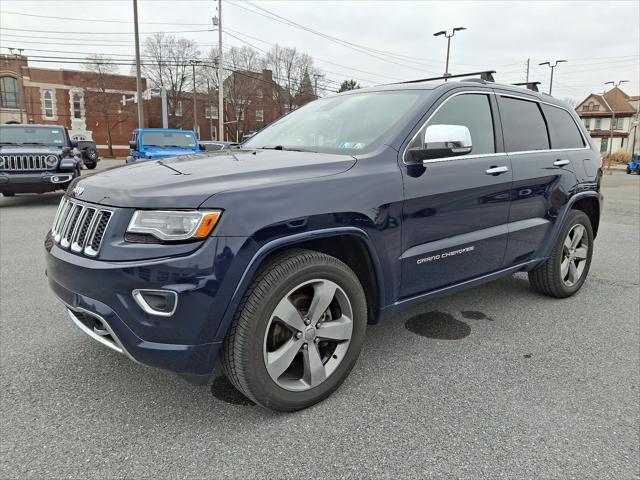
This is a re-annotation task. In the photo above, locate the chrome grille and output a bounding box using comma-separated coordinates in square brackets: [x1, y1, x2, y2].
[1, 154, 50, 171]
[51, 198, 112, 257]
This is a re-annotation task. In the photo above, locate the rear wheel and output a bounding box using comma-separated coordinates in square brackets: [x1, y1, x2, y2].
[2, 192, 15, 197]
[528, 210, 593, 298]
[627, 168, 632, 174]
[84, 161, 97, 170]
[221, 249, 367, 411]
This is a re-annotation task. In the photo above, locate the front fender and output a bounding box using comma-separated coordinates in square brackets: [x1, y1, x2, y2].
[211, 227, 385, 343]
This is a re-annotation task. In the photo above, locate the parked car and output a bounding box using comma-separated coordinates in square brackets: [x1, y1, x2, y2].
[45, 76, 602, 411]
[126, 128, 200, 163]
[0, 124, 83, 197]
[626, 154, 640, 174]
[198, 141, 240, 152]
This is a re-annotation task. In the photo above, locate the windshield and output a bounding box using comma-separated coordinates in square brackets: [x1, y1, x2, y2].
[141, 131, 197, 148]
[0, 126, 67, 146]
[243, 91, 427, 154]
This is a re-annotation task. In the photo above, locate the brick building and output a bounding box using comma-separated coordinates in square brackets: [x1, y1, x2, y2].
[1, 55, 320, 154]
[0, 54, 145, 157]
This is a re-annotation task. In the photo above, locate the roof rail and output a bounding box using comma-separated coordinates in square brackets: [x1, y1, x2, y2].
[399, 70, 496, 84]
[512, 81, 541, 92]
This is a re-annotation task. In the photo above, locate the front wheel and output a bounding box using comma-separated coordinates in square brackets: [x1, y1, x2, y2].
[528, 210, 594, 298]
[627, 168, 632, 174]
[84, 161, 97, 170]
[221, 249, 367, 411]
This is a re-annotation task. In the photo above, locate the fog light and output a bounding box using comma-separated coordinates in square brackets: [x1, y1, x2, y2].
[132, 289, 178, 316]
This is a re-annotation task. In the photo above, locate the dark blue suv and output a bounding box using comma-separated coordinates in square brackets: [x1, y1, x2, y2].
[45, 78, 602, 411]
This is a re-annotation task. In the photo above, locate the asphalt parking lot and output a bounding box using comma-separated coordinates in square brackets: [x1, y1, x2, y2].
[1, 163, 638, 479]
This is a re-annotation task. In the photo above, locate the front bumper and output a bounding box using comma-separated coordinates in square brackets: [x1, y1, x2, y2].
[0, 171, 75, 194]
[45, 233, 253, 379]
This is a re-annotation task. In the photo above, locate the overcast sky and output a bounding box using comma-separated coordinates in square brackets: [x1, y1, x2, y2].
[1, 0, 638, 102]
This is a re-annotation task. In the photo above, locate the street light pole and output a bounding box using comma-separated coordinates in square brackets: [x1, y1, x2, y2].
[433, 27, 466, 80]
[604, 80, 629, 169]
[132, 0, 145, 128]
[191, 60, 200, 138]
[539, 60, 567, 95]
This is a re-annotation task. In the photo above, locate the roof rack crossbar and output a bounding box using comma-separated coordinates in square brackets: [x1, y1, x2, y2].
[400, 70, 496, 84]
[512, 82, 541, 92]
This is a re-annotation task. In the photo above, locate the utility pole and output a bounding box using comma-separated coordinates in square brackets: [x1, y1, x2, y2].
[539, 59, 567, 95]
[433, 27, 466, 80]
[313, 73, 322, 98]
[525, 58, 530, 83]
[604, 80, 629, 171]
[132, 0, 145, 128]
[191, 60, 200, 138]
[215, 0, 224, 142]
[8, 47, 25, 123]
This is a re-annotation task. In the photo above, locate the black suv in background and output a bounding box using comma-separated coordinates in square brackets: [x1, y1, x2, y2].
[45, 75, 602, 411]
[0, 124, 84, 196]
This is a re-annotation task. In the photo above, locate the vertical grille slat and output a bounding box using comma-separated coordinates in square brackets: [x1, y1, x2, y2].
[1, 154, 52, 171]
[51, 198, 112, 257]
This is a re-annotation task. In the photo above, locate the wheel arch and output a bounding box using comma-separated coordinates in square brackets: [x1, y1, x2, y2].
[213, 228, 385, 343]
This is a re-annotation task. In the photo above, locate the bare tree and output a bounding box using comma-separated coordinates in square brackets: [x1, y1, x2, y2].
[140, 32, 200, 127]
[83, 54, 130, 157]
[266, 45, 321, 113]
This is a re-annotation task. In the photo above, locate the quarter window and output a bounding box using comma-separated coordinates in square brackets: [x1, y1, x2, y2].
[499, 96, 549, 151]
[541, 104, 585, 149]
[409, 93, 495, 157]
[0, 76, 19, 108]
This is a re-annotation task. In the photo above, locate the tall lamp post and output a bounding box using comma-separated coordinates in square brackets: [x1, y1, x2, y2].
[603, 80, 629, 173]
[539, 59, 567, 95]
[132, 0, 145, 128]
[433, 27, 466, 80]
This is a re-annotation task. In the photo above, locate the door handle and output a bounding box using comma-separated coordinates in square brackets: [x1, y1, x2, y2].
[485, 166, 509, 176]
[553, 159, 571, 167]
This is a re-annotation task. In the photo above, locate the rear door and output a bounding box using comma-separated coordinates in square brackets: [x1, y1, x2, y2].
[495, 93, 580, 266]
[399, 91, 512, 298]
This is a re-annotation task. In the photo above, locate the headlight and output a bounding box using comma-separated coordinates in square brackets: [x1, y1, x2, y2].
[127, 210, 222, 241]
[46, 155, 59, 167]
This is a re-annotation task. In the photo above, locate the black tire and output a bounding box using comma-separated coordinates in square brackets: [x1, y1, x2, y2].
[83, 147, 98, 162]
[627, 168, 632, 174]
[221, 249, 367, 412]
[2, 192, 15, 197]
[84, 161, 97, 170]
[528, 210, 594, 298]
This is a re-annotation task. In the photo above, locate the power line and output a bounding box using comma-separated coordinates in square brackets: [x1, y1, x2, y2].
[0, 9, 211, 25]
[1, 27, 213, 35]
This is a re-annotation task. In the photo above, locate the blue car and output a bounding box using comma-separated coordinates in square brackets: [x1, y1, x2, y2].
[126, 128, 199, 163]
[45, 74, 603, 411]
[627, 154, 640, 174]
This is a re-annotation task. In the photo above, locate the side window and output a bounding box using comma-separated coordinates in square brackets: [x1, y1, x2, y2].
[541, 104, 585, 149]
[499, 96, 549, 152]
[409, 93, 495, 158]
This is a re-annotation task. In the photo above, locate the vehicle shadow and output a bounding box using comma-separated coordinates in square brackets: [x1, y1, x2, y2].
[0, 191, 64, 208]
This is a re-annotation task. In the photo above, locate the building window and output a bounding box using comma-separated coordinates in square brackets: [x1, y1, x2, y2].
[235, 106, 244, 121]
[175, 101, 183, 117]
[256, 89, 263, 99]
[211, 126, 217, 141]
[72, 92, 83, 119]
[600, 137, 608, 153]
[256, 109, 264, 122]
[593, 105, 599, 111]
[272, 91, 278, 101]
[42, 89, 55, 118]
[205, 105, 218, 119]
[595, 118, 602, 129]
[584, 118, 591, 129]
[614, 117, 624, 130]
[0, 76, 19, 108]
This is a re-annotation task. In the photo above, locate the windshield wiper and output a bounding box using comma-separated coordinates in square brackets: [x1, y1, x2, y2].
[0, 142, 18, 145]
[261, 145, 317, 153]
[21, 142, 49, 145]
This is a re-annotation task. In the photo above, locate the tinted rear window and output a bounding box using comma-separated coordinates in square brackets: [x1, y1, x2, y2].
[499, 96, 550, 152]
[542, 104, 585, 149]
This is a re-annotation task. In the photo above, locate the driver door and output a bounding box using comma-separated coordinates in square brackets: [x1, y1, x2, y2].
[399, 91, 512, 298]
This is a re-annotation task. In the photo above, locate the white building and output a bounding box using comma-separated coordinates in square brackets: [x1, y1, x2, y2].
[575, 87, 639, 155]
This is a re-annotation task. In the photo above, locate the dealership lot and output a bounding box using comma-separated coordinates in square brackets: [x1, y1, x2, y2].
[1, 166, 638, 479]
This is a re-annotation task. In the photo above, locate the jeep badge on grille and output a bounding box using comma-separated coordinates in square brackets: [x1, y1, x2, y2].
[72, 185, 84, 196]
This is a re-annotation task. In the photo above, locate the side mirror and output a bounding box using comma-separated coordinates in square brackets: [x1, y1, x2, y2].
[129, 140, 137, 150]
[69, 140, 79, 148]
[407, 124, 472, 162]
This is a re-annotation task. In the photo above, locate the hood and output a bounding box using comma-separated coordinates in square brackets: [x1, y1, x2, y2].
[0, 146, 64, 156]
[142, 146, 199, 158]
[70, 149, 357, 208]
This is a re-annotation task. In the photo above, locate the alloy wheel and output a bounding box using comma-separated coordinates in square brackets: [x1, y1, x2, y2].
[263, 279, 353, 392]
[561, 224, 589, 287]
